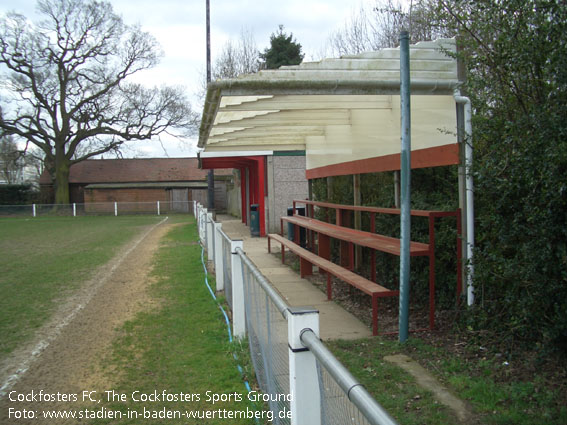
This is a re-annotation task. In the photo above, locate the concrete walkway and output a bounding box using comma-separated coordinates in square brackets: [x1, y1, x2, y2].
[216, 215, 371, 340]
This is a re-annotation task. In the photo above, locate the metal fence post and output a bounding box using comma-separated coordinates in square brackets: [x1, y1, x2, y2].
[157, 201, 160, 216]
[288, 307, 321, 425]
[114, 202, 118, 217]
[200, 207, 207, 245]
[202, 207, 207, 245]
[196, 204, 200, 234]
[231, 240, 246, 339]
[206, 212, 214, 259]
[32, 204, 36, 217]
[214, 222, 224, 291]
[399, 30, 412, 342]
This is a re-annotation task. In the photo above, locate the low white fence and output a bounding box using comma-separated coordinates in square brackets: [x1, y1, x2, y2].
[0, 201, 194, 217]
[196, 203, 398, 425]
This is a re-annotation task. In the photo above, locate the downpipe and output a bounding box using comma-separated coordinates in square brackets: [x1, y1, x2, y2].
[454, 90, 474, 306]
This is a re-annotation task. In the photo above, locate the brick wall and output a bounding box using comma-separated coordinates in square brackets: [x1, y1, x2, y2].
[85, 188, 168, 203]
[267, 155, 309, 233]
[84, 188, 168, 213]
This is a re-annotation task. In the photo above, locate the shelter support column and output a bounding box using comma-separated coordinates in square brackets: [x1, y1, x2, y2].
[256, 156, 266, 237]
[354, 174, 362, 270]
[326, 176, 333, 222]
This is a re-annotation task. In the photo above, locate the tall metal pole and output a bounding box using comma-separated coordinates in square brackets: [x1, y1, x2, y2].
[206, 0, 211, 83]
[206, 0, 215, 210]
[399, 31, 411, 342]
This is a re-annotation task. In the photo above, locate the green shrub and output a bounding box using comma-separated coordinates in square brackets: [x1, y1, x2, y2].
[0, 184, 37, 205]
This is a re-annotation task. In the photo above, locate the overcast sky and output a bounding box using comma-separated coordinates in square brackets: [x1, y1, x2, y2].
[0, 0, 380, 157]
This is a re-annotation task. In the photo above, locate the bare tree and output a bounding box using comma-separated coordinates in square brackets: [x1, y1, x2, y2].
[196, 27, 260, 108]
[0, 0, 198, 203]
[324, 0, 453, 57]
[0, 136, 21, 184]
[327, 5, 378, 56]
[213, 27, 260, 80]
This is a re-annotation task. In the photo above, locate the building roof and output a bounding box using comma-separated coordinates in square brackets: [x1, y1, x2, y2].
[39, 158, 233, 185]
[199, 38, 462, 178]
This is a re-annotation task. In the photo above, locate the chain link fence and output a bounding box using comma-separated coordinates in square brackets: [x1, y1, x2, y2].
[197, 204, 398, 425]
[240, 253, 291, 424]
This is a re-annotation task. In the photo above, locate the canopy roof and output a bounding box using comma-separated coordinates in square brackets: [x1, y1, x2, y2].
[199, 38, 461, 178]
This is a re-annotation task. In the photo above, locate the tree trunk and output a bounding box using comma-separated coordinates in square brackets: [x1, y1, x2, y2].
[54, 160, 71, 205]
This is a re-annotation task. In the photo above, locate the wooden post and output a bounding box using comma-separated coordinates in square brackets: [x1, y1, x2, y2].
[394, 171, 401, 208]
[326, 176, 333, 222]
[353, 174, 362, 270]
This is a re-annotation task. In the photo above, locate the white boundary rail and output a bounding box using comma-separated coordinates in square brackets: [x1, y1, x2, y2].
[196, 203, 398, 425]
[0, 201, 194, 217]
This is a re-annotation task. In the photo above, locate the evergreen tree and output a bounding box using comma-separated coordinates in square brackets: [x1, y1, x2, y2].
[260, 25, 304, 69]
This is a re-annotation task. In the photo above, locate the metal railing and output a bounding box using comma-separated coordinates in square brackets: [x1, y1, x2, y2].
[196, 203, 398, 425]
[0, 201, 194, 217]
[239, 250, 291, 424]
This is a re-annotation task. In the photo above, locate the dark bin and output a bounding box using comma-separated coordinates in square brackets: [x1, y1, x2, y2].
[287, 206, 306, 247]
[250, 204, 260, 237]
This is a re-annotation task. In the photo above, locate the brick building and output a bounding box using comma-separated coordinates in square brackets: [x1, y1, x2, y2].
[39, 158, 233, 211]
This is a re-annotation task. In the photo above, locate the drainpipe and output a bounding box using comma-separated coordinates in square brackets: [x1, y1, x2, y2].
[454, 90, 474, 306]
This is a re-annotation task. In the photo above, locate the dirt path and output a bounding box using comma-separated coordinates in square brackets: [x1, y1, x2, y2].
[0, 218, 175, 424]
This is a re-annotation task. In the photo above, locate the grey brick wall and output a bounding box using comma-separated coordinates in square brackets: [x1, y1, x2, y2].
[267, 155, 308, 233]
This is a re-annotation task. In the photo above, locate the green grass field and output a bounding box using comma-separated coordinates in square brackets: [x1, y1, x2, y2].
[0, 216, 262, 424]
[0, 215, 165, 358]
[91, 219, 262, 424]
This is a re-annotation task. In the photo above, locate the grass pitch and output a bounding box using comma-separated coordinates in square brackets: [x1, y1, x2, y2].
[0, 215, 166, 359]
[90, 220, 261, 424]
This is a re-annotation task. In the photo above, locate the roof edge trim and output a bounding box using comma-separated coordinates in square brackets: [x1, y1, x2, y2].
[200, 150, 274, 158]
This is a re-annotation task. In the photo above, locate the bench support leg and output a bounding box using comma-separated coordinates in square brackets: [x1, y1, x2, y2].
[429, 252, 435, 330]
[370, 250, 376, 282]
[281, 244, 285, 263]
[326, 272, 332, 300]
[318, 233, 331, 278]
[318, 233, 330, 260]
[300, 258, 313, 278]
[372, 295, 379, 336]
[339, 240, 349, 268]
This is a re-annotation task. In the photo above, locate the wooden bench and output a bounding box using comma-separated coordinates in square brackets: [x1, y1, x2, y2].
[268, 233, 399, 336]
[281, 215, 430, 257]
[281, 214, 440, 330]
[293, 198, 463, 304]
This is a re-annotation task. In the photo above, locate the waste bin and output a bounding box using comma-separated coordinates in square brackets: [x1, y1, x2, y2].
[287, 206, 306, 247]
[250, 204, 260, 237]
